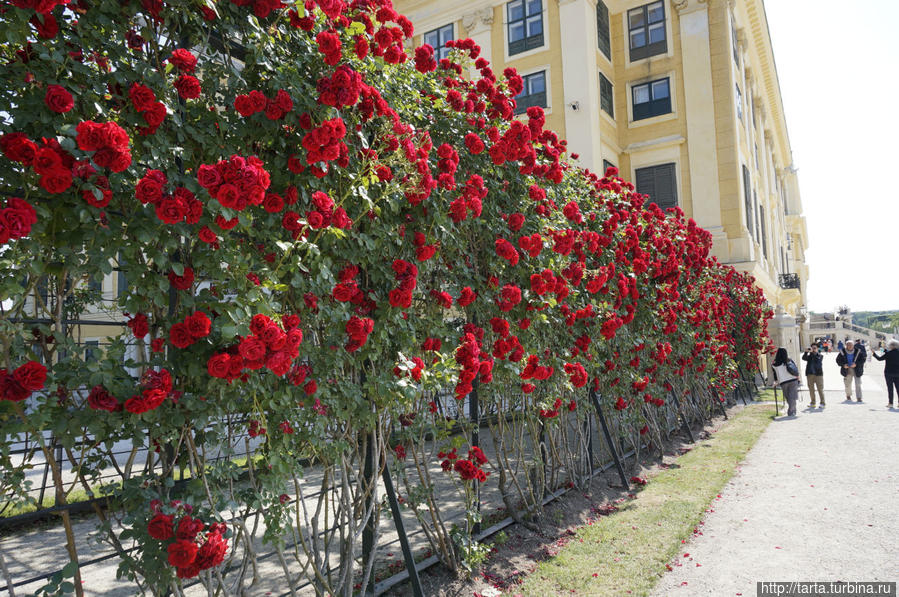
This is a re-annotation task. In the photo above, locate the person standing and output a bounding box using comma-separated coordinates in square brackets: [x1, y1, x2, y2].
[836, 340, 865, 402]
[802, 344, 825, 408]
[771, 347, 799, 416]
[837, 339, 844, 353]
[871, 339, 899, 408]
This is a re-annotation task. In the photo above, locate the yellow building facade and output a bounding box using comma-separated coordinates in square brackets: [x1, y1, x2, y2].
[397, 0, 810, 353]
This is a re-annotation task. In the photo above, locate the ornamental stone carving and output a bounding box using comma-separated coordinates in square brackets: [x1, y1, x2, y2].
[673, 0, 708, 14]
[462, 7, 494, 36]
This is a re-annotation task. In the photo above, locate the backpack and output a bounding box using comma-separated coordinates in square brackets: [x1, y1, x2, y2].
[785, 358, 799, 377]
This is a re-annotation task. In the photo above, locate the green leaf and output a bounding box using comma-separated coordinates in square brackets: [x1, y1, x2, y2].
[61, 561, 79, 577]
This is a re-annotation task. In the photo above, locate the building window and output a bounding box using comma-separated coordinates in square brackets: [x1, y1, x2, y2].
[87, 276, 102, 294]
[753, 190, 760, 242]
[742, 165, 753, 235]
[632, 77, 670, 121]
[423, 24, 454, 61]
[117, 253, 128, 298]
[635, 163, 677, 209]
[735, 84, 743, 120]
[603, 159, 616, 174]
[508, 0, 544, 56]
[514, 71, 547, 114]
[596, 0, 611, 60]
[628, 1, 667, 61]
[760, 205, 768, 259]
[731, 15, 739, 64]
[84, 340, 99, 363]
[599, 72, 614, 117]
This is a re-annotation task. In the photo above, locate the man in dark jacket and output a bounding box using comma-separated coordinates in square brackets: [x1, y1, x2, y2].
[872, 339, 899, 407]
[836, 340, 865, 402]
[802, 344, 825, 408]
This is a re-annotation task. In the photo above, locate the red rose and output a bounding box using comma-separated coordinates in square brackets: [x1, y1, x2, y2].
[186, 312, 211, 338]
[124, 388, 167, 414]
[147, 513, 174, 540]
[1, 133, 37, 165]
[215, 184, 240, 208]
[151, 338, 165, 353]
[2, 197, 38, 240]
[168, 267, 194, 290]
[167, 539, 199, 568]
[262, 193, 284, 213]
[75, 121, 105, 151]
[207, 353, 232, 379]
[155, 196, 186, 224]
[316, 31, 342, 66]
[265, 350, 292, 376]
[93, 148, 131, 172]
[198, 226, 217, 244]
[174, 75, 201, 100]
[0, 371, 29, 402]
[30, 13, 58, 39]
[44, 85, 73, 113]
[238, 336, 266, 362]
[143, 102, 166, 127]
[169, 322, 194, 349]
[195, 531, 228, 570]
[129, 83, 157, 112]
[258, 323, 285, 348]
[40, 168, 72, 194]
[87, 385, 120, 411]
[508, 213, 525, 232]
[233, 94, 256, 117]
[135, 171, 166, 204]
[195, 168, 221, 196]
[32, 147, 62, 175]
[127, 313, 149, 338]
[169, 48, 197, 73]
[13, 361, 46, 392]
[176, 515, 205, 541]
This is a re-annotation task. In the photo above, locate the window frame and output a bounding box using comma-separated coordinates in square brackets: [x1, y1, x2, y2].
[635, 162, 678, 210]
[602, 159, 616, 175]
[735, 83, 743, 121]
[84, 339, 100, 363]
[423, 23, 454, 61]
[599, 72, 614, 118]
[631, 76, 671, 121]
[507, 0, 545, 57]
[513, 70, 548, 114]
[627, 1, 667, 62]
[731, 13, 740, 65]
[596, 0, 611, 60]
[742, 165, 754, 235]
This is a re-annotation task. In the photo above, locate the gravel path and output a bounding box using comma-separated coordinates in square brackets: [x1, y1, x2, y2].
[652, 352, 899, 595]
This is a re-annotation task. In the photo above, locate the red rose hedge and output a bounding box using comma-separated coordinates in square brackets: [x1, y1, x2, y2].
[0, 0, 770, 594]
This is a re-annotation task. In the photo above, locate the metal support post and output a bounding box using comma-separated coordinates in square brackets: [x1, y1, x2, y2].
[589, 389, 629, 490]
[381, 467, 424, 597]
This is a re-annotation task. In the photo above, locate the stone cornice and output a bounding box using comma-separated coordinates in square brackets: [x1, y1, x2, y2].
[623, 134, 686, 154]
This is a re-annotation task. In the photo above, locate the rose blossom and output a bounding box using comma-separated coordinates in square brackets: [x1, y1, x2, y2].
[44, 85, 73, 113]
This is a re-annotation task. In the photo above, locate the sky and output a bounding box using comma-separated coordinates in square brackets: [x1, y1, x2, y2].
[765, 0, 899, 313]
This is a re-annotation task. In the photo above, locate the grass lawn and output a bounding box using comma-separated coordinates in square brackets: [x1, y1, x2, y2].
[517, 402, 775, 596]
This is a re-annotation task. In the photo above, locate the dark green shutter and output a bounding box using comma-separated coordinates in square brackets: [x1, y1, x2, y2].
[597, 1, 611, 59]
[599, 73, 614, 117]
[742, 165, 753, 235]
[635, 163, 677, 209]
